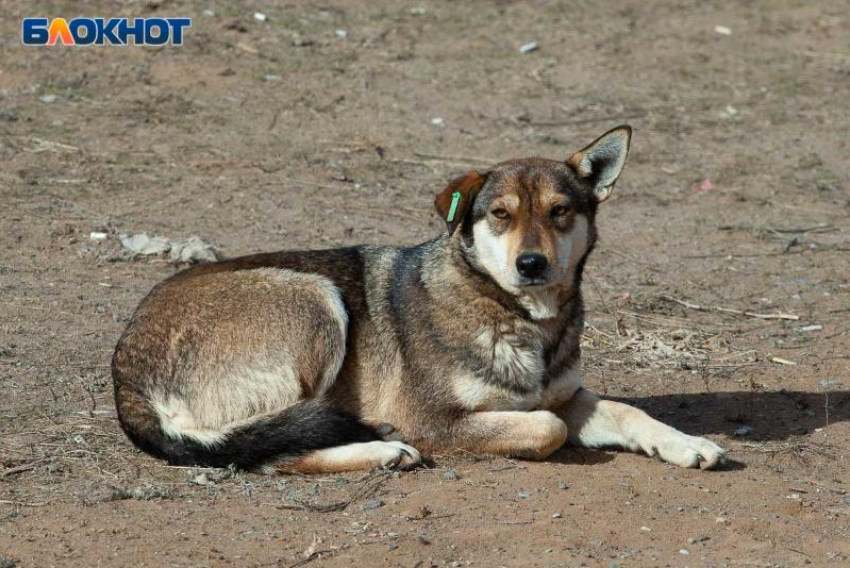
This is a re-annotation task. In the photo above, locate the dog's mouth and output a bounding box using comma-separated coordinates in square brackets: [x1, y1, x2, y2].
[515, 276, 551, 288]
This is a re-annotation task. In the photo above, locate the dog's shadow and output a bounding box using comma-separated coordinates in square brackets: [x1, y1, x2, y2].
[549, 389, 849, 470]
[613, 389, 850, 440]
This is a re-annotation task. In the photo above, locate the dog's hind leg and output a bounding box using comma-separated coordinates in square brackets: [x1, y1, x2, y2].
[555, 388, 727, 469]
[275, 440, 422, 474]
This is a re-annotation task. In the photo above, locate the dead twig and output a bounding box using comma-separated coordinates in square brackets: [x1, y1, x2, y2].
[521, 111, 646, 127]
[0, 499, 50, 507]
[660, 295, 799, 321]
[286, 549, 338, 568]
[411, 151, 496, 165]
[0, 458, 51, 478]
[276, 471, 393, 513]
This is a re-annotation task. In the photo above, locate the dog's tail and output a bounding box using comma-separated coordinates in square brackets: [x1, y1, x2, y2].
[113, 382, 379, 470]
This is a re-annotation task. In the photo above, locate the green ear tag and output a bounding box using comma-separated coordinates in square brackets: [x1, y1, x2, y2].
[446, 191, 462, 223]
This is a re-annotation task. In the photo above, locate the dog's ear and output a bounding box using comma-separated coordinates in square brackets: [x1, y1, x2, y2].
[434, 170, 487, 234]
[567, 125, 632, 203]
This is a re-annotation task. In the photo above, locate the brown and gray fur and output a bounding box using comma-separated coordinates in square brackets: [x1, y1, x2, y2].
[113, 126, 727, 474]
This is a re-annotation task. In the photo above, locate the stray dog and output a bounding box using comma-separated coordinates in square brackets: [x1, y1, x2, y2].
[112, 126, 727, 473]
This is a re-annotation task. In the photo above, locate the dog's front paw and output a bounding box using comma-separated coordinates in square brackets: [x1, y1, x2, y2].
[652, 432, 727, 470]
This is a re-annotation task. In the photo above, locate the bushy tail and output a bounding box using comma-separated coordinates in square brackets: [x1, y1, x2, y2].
[114, 385, 379, 470]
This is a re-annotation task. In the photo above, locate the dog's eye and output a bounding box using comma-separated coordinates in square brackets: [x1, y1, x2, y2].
[551, 205, 571, 217]
[491, 208, 510, 220]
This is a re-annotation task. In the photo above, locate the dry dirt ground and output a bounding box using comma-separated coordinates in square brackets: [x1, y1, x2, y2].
[1, 1, 849, 566]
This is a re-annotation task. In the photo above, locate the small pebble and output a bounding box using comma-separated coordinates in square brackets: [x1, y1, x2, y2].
[360, 498, 384, 511]
[417, 535, 430, 545]
[202, 9, 215, 16]
[734, 425, 754, 437]
[430, 117, 444, 126]
[640, 526, 651, 533]
[552, 512, 561, 519]
[253, 12, 267, 22]
[335, 29, 348, 38]
[388, 542, 398, 551]
[519, 42, 539, 53]
[442, 469, 459, 481]
[558, 481, 570, 490]
[517, 492, 531, 499]
[714, 25, 732, 35]
[89, 231, 108, 241]
[39, 94, 58, 104]
[679, 549, 690, 555]
[192, 473, 210, 486]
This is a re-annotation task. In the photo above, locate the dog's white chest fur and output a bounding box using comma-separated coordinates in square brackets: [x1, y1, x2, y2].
[452, 323, 580, 411]
[479, 327, 545, 387]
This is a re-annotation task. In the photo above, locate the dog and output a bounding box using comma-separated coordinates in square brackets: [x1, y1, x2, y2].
[112, 126, 727, 474]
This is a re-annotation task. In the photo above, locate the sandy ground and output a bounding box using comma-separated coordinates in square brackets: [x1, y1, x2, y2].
[1, 1, 849, 566]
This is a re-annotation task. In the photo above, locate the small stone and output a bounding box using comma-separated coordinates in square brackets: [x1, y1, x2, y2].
[843, 496, 850, 506]
[430, 117, 444, 126]
[640, 526, 651, 533]
[734, 425, 754, 437]
[679, 549, 690, 555]
[360, 498, 384, 511]
[417, 535, 430, 545]
[714, 25, 732, 35]
[89, 231, 108, 241]
[442, 469, 459, 481]
[192, 473, 210, 486]
[335, 29, 347, 38]
[517, 492, 531, 499]
[558, 481, 570, 490]
[715, 516, 729, 524]
[169, 236, 220, 264]
[519, 42, 539, 53]
[120, 233, 170, 256]
[203, 9, 215, 16]
[388, 542, 398, 551]
[39, 94, 58, 104]
[253, 12, 267, 22]
[263, 74, 282, 82]
[552, 512, 561, 519]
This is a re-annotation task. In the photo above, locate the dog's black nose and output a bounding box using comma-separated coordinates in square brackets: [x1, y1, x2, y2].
[516, 253, 548, 279]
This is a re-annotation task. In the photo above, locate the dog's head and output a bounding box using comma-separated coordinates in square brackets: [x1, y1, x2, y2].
[434, 126, 631, 300]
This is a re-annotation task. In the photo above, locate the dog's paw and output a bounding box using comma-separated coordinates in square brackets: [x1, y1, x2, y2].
[651, 432, 727, 470]
[367, 440, 423, 470]
[374, 422, 406, 443]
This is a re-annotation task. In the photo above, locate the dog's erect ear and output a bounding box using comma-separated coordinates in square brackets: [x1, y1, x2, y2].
[567, 125, 632, 203]
[434, 170, 487, 234]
